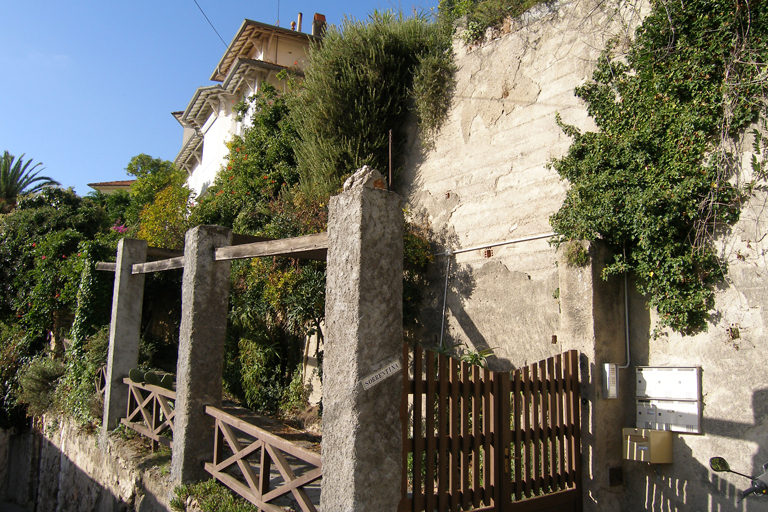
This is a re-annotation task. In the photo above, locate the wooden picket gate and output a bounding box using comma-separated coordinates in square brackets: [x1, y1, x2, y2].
[400, 346, 582, 512]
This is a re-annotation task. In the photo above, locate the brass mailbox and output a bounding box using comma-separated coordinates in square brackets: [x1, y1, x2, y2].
[623, 427, 672, 464]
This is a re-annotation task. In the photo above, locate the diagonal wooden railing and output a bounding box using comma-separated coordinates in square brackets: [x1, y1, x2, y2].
[121, 378, 175, 451]
[95, 365, 107, 398]
[204, 406, 322, 512]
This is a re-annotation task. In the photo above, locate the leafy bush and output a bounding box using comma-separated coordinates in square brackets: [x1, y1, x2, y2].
[124, 154, 186, 226]
[171, 480, 259, 512]
[137, 184, 192, 250]
[280, 364, 310, 415]
[17, 356, 66, 417]
[291, 11, 455, 198]
[439, 0, 545, 43]
[562, 241, 589, 267]
[0, 322, 29, 427]
[550, 0, 768, 334]
[16, 327, 108, 425]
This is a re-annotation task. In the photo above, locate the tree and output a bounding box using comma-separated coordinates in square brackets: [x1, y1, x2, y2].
[124, 154, 187, 225]
[0, 151, 59, 213]
[137, 184, 191, 250]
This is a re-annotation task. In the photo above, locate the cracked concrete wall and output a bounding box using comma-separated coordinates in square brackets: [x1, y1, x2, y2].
[401, 0, 768, 510]
[401, 0, 647, 370]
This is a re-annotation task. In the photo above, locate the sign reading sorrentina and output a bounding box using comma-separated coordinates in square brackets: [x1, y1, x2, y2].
[361, 359, 402, 390]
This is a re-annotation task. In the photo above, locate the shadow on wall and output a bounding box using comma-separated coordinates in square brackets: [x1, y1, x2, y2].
[419, 245, 511, 371]
[415, 228, 561, 372]
[621, 389, 768, 511]
[620, 279, 766, 511]
[1, 426, 157, 512]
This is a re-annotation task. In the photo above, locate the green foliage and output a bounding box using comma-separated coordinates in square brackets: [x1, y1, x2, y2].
[0, 322, 29, 427]
[291, 11, 455, 198]
[88, 190, 132, 226]
[562, 241, 589, 267]
[171, 480, 259, 512]
[125, 154, 186, 226]
[138, 184, 192, 250]
[0, 188, 111, 336]
[17, 356, 66, 417]
[404, 218, 434, 337]
[56, 327, 109, 425]
[224, 256, 324, 415]
[236, 335, 285, 414]
[190, 84, 299, 234]
[16, 327, 108, 425]
[0, 186, 119, 424]
[70, 238, 118, 350]
[550, 0, 768, 334]
[439, 0, 544, 44]
[280, 364, 310, 415]
[434, 342, 495, 368]
[0, 151, 59, 213]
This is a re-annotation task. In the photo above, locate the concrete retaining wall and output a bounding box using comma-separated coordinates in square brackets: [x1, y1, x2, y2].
[0, 420, 172, 512]
[401, 0, 768, 509]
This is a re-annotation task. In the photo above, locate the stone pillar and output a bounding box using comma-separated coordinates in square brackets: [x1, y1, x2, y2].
[101, 238, 147, 442]
[558, 241, 626, 512]
[171, 225, 232, 484]
[321, 167, 404, 511]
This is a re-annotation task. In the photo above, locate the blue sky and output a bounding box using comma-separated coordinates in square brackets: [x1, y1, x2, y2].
[0, 0, 439, 196]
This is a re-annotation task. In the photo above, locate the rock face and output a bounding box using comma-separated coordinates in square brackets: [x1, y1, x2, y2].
[0, 419, 173, 512]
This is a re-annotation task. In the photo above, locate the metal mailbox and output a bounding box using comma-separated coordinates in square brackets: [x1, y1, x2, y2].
[623, 427, 673, 464]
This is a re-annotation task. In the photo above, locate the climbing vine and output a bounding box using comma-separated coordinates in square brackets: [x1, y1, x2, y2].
[550, 0, 768, 335]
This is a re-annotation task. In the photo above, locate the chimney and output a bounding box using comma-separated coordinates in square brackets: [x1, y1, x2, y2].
[312, 13, 326, 37]
[297, 12, 303, 32]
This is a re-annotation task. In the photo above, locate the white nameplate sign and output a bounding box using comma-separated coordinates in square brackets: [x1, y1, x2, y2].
[362, 360, 402, 390]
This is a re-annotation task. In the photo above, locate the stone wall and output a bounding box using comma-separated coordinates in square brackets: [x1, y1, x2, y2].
[0, 419, 172, 512]
[401, 0, 647, 367]
[400, 0, 768, 509]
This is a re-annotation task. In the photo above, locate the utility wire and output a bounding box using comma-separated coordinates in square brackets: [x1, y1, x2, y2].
[192, 0, 228, 48]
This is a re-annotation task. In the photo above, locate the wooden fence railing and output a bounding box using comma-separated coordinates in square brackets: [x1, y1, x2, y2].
[204, 405, 322, 512]
[121, 378, 175, 451]
[95, 365, 107, 398]
[401, 346, 582, 512]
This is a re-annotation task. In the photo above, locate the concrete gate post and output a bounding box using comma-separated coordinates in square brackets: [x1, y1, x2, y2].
[321, 167, 404, 511]
[101, 238, 148, 443]
[171, 225, 233, 484]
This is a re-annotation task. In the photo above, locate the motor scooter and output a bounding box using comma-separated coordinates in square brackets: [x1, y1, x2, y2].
[710, 456, 768, 502]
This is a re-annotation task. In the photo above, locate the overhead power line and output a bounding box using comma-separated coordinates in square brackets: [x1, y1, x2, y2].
[192, 0, 228, 48]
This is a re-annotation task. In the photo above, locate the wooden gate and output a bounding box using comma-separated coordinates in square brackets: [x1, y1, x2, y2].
[400, 346, 582, 512]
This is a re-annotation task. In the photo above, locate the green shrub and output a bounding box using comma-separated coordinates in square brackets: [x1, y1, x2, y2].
[16, 327, 109, 425]
[439, 0, 546, 44]
[291, 11, 455, 198]
[17, 356, 66, 417]
[171, 480, 259, 512]
[280, 364, 310, 415]
[562, 241, 589, 267]
[550, 0, 768, 334]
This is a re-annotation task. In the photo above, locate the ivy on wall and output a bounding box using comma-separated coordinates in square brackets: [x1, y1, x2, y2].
[550, 0, 768, 334]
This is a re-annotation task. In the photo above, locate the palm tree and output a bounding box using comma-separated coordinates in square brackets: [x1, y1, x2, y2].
[0, 151, 60, 213]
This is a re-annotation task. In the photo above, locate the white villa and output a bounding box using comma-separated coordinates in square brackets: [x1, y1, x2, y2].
[173, 13, 325, 197]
